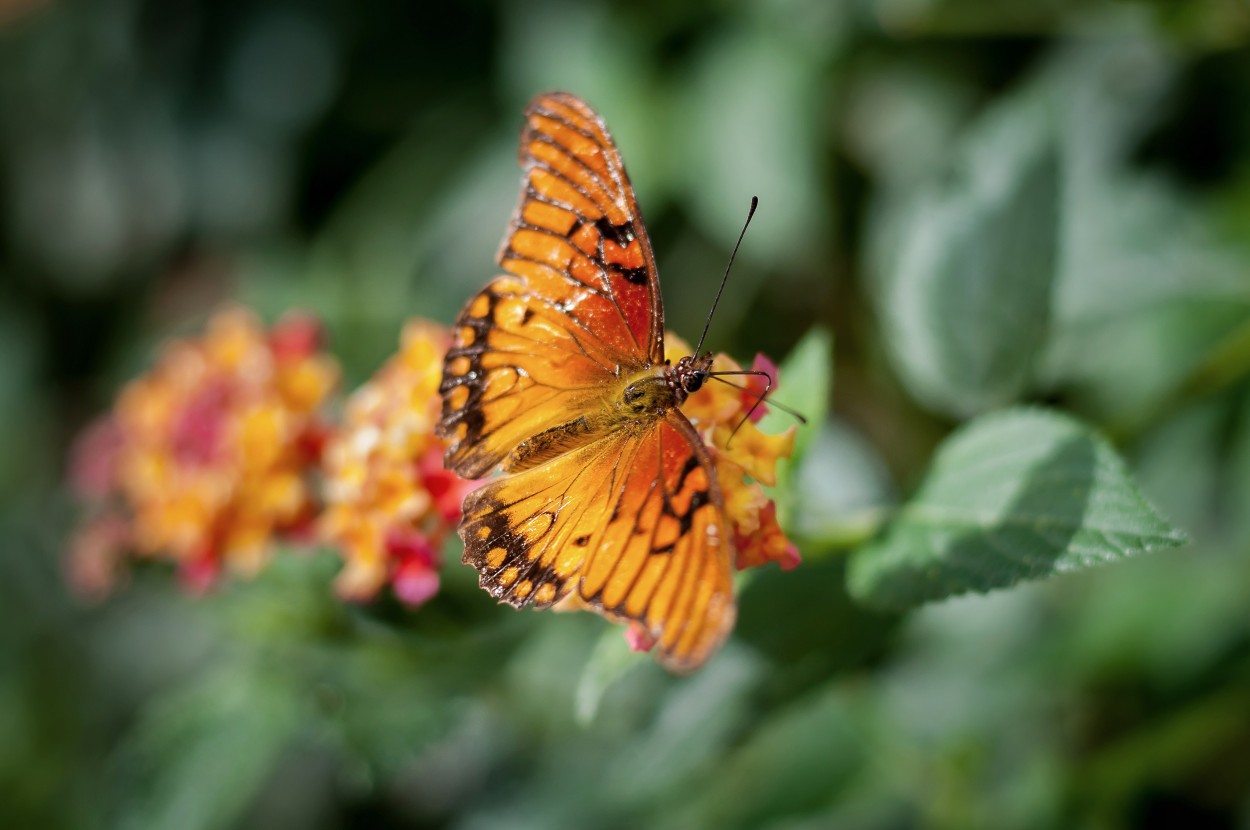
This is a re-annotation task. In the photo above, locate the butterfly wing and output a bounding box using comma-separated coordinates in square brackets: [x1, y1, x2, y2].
[503, 92, 665, 364]
[447, 93, 735, 670]
[440, 273, 621, 479]
[440, 92, 666, 478]
[460, 412, 734, 672]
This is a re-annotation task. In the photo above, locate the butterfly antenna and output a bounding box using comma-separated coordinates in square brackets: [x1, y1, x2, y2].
[708, 371, 808, 448]
[694, 196, 758, 356]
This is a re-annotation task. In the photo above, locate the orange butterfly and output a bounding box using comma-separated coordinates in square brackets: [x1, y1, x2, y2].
[438, 92, 739, 672]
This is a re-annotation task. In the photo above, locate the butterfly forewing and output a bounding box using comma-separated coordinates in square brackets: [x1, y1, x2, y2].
[440, 92, 668, 479]
[502, 92, 664, 365]
[581, 413, 734, 672]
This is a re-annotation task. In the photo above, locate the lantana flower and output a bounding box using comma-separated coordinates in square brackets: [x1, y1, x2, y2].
[67, 308, 338, 596]
[320, 320, 476, 607]
[668, 334, 801, 573]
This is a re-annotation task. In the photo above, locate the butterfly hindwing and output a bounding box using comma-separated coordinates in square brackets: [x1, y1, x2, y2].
[460, 431, 629, 611]
[459, 412, 734, 673]
[580, 413, 734, 672]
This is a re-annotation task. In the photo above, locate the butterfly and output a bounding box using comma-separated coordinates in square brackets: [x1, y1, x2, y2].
[438, 92, 738, 672]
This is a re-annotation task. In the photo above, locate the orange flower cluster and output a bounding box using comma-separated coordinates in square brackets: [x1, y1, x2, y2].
[67, 308, 338, 596]
[320, 321, 477, 607]
[667, 335, 801, 573]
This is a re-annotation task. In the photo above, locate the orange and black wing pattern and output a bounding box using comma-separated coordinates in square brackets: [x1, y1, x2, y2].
[440, 92, 737, 672]
[439, 92, 665, 478]
[459, 412, 733, 672]
[502, 92, 664, 364]
[438, 273, 620, 479]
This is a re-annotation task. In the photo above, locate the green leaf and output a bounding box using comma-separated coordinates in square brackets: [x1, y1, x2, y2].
[754, 327, 833, 535]
[1040, 169, 1250, 431]
[848, 408, 1188, 610]
[674, 22, 836, 271]
[1032, 42, 1250, 431]
[601, 649, 761, 806]
[737, 557, 899, 687]
[870, 92, 1060, 418]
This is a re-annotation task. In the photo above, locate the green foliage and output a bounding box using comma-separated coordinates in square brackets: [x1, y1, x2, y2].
[760, 325, 833, 519]
[105, 669, 301, 830]
[5, 1, 1250, 828]
[848, 409, 1187, 609]
[871, 91, 1060, 418]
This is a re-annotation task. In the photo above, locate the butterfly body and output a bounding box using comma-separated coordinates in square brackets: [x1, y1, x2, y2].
[439, 93, 736, 672]
[505, 357, 701, 472]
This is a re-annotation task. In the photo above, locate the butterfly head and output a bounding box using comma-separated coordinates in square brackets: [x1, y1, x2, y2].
[670, 352, 715, 402]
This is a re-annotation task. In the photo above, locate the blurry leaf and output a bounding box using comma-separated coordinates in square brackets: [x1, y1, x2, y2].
[1041, 385, 1250, 686]
[870, 91, 1060, 418]
[855, 582, 1072, 829]
[107, 669, 300, 830]
[874, 585, 1054, 744]
[791, 419, 894, 548]
[662, 687, 866, 830]
[737, 557, 898, 701]
[1045, 549, 1248, 691]
[761, 328, 834, 527]
[1042, 169, 1250, 429]
[574, 628, 651, 726]
[1131, 389, 1242, 551]
[842, 57, 979, 187]
[497, 611, 621, 740]
[1043, 38, 1175, 171]
[848, 408, 1187, 609]
[674, 20, 836, 271]
[1034, 41, 1250, 428]
[1045, 289, 1250, 433]
[761, 326, 832, 467]
[603, 650, 761, 806]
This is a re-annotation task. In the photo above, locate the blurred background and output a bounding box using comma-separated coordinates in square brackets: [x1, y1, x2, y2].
[4, 0, 1250, 827]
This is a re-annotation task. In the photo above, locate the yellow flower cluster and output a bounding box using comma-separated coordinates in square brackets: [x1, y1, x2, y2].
[68, 308, 338, 595]
[320, 321, 476, 606]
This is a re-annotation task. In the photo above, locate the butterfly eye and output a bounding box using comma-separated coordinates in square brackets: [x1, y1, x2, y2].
[684, 373, 705, 394]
